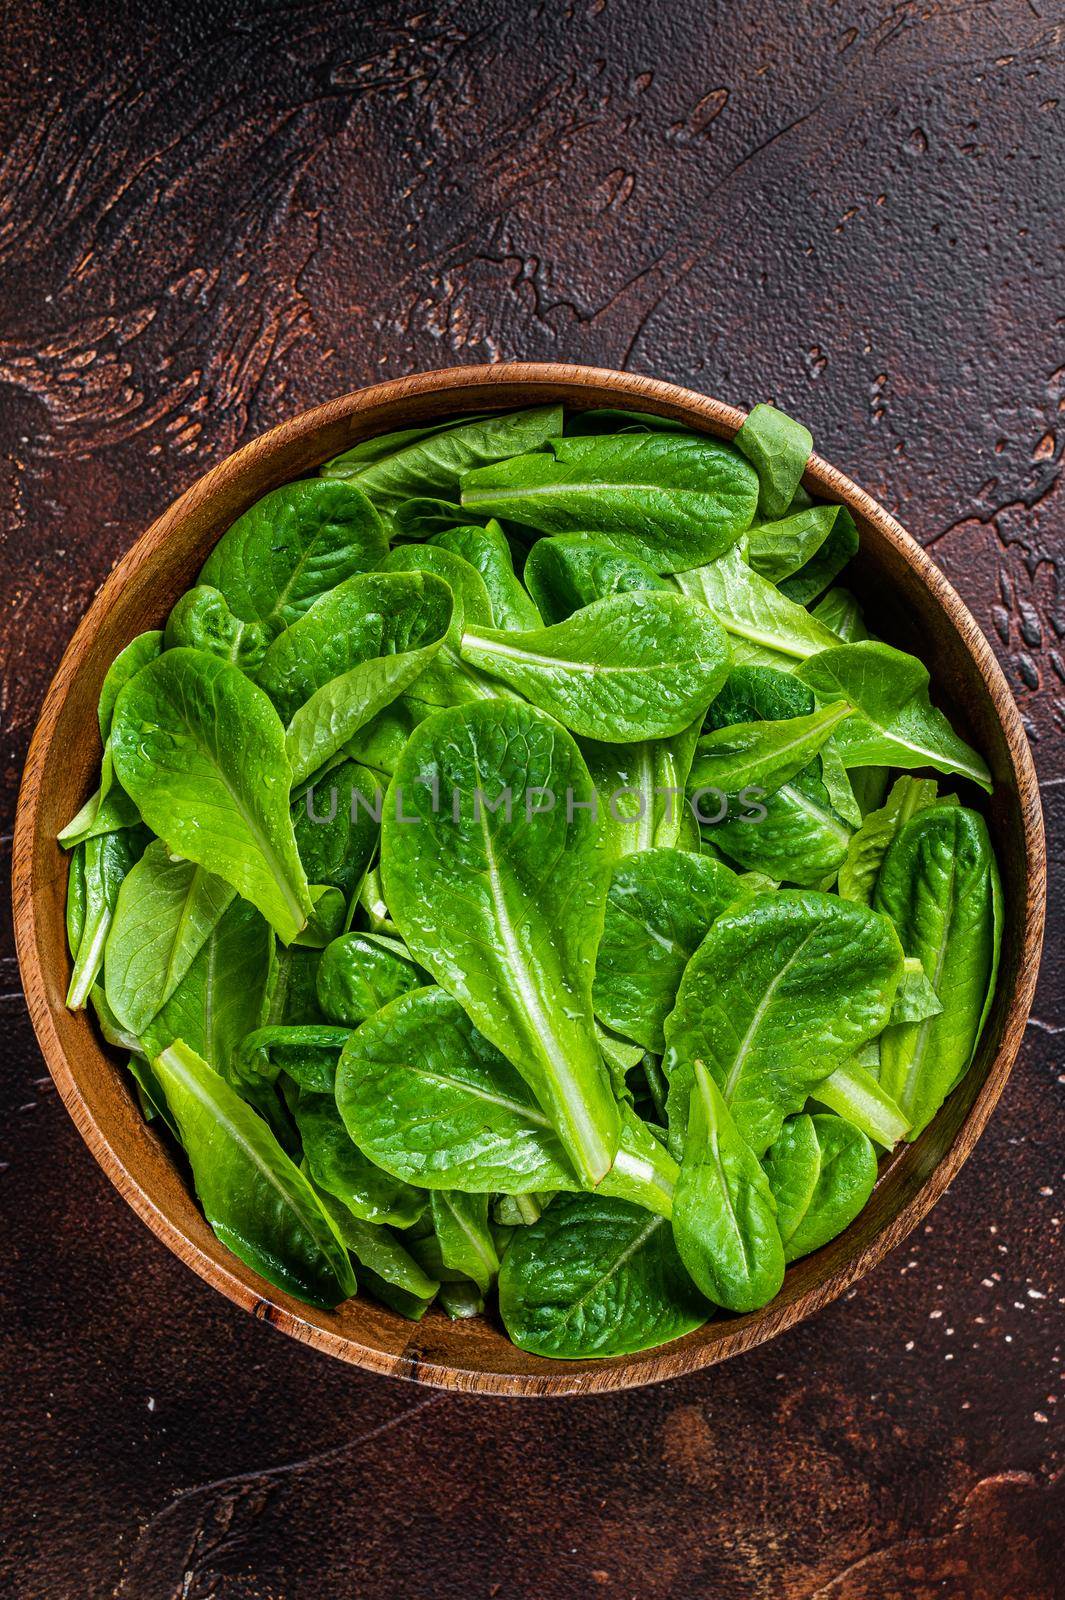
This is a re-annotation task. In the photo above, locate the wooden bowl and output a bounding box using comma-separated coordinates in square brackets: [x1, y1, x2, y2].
[13, 363, 1046, 1396]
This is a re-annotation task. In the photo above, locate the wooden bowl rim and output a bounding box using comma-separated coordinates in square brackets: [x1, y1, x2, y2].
[12, 360, 1046, 1396]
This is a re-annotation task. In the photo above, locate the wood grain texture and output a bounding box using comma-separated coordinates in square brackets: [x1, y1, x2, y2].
[1, 2, 1062, 1596]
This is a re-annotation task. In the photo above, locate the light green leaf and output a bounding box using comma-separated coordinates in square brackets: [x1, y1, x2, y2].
[104, 839, 235, 1036]
[675, 546, 841, 669]
[111, 648, 314, 942]
[798, 642, 992, 789]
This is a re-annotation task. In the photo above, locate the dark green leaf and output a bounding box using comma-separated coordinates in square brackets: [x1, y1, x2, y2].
[746, 505, 838, 584]
[461, 434, 758, 572]
[293, 758, 382, 899]
[151, 1041, 355, 1308]
[763, 1112, 877, 1260]
[663, 890, 903, 1156]
[672, 1061, 784, 1311]
[257, 569, 454, 786]
[165, 586, 279, 672]
[294, 1091, 424, 1226]
[461, 591, 731, 742]
[498, 1193, 709, 1359]
[522, 534, 668, 625]
[430, 521, 542, 630]
[316, 932, 423, 1025]
[200, 480, 388, 627]
[593, 849, 746, 1051]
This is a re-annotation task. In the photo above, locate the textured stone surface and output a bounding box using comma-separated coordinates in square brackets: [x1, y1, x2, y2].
[1, 2, 1062, 1596]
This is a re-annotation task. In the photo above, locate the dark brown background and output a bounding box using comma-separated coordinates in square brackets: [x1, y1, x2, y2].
[2, 2, 1062, 1596]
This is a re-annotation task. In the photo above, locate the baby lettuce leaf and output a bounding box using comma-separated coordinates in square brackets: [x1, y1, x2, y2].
[778, 506, 859, 605]
[293, 758, 382, 899]
[321, 416, 490, 474]
[810, 1060, 911, 1149]
[380, 700, 621, 1185]
[237, 1025, 351, 1092]
[818, 745, 863, 828]
[151, 1041, 355, 1308]
[429, 522, 542, 630]
[498, 1193, 709, 1359]
[460, 591, 731, 742]
[762, 1112, 877, 1261]
[429, 1191, 500, 1293]
[200, 480, 388, 627]
[165, 586, 279, 672]
[335, 986, 676, 1212]
[522, 534, 669, 625]
[699, 771, 851, 887]
[672, 1061, 785, 1311]
[593, 849, 747, 1052]
[292, 885, 346, 949]
[812, 586, 871, 642]
[798, 642, 992, 789]
[694, 664, 851, 886]
[382, 544, 506, 708]
[837, 776, 946, 904]
[602, 1109, 679, 1219]
[309, 1181, 439, 1318]
[336, 986, 577, 1192]
[104, 839, 235, 1036]
[460, 433, 758, 572]
[140, 899, 274, 1079]
[580, 718, 702, 856]
[315, 932, 423, 1025]
[687, 701, 852, 808]
[890, 955, 945, 1024]
[293, 1092, 424, 1227]
[675, 546, 841, 669]
[734, 403, 812, 520]
[58, 629, 163, 848]
[395, 496, 488, 539]
[111, 648, 314, 942]
[257, 570, 454, 785]
[874, 804, 1000, 1137]
[663, 890, 903, 1157]
[97, 630, 166, 740]
[321, 405, 562, 509]
[65, 827, 148, 1009]
[57, 779, 141, 850]
[746, 505, 838, 584]
[66, 842, 86, 957]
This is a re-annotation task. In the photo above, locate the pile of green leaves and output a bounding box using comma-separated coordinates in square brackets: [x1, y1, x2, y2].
[61, 402, 1002, 1357]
